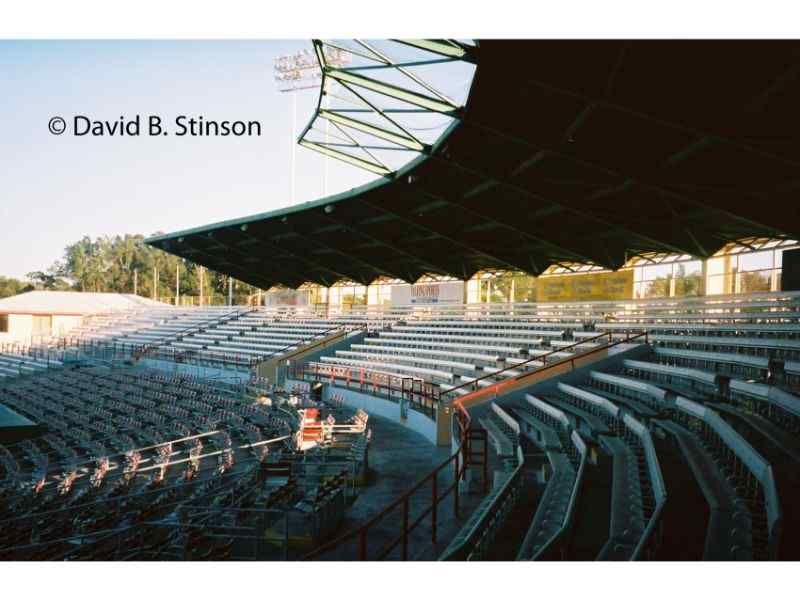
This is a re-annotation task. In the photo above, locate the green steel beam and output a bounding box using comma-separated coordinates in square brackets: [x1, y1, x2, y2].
[456, 123, 718, 257]
[354, 39, 457, 106]
[516, 73, 800, 170]
[414, 187, 602, 266]
[343, 57, 460, 71]
[174, 242, 279, 290]
[194, 235, 315, 288]
[324, 67, 460, 115]
[392, 39, 477, 63]
[318, 40, 388, 65]
[318, 109, 426, 152]
[318, 209, 467, 281]
[356, 196, 545, 276]
[299, 140, 392, 176]
[227, 227, 367, 287]
[428, 151, 684, 267]
[238, 219, 405, 285]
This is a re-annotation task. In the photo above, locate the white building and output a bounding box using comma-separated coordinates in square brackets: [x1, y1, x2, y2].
[0, 291, 162, 344]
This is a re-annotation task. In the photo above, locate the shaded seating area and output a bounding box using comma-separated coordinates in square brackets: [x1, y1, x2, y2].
[515, 396, 587, 560]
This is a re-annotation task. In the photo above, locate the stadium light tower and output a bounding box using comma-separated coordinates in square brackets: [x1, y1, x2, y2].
[273, 45, 350, 201]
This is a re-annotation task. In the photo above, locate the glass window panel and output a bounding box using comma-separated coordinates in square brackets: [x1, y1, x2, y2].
[642, 278, 670, 298]
[738, 251, 773, 272]
[673, 261, 703, 297]
[739, 269, 772, 293]
[490, 276, 513, 303]
[641, 263, 673, 281]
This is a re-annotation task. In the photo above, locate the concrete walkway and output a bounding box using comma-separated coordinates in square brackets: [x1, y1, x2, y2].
[317, 413, 488, 560]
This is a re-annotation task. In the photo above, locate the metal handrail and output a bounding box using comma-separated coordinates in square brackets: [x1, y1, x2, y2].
[440, 443, 525, 560]
[442, 331, 614, 398]
[291, 361, 437, 418]
[139, 306, 253, 352]
[302, 400, 472, 560]
[276, 323, 363, 363]
[451, 331, 650, 407]
[138, 344, 257, 370]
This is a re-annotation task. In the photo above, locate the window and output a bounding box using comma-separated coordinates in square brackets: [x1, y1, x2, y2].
[490, 275, 513, 303]
[673, 261, 703, 297]
[367, 282, 394, 306]
[634, 263, 671, 299]
[739, 270, 772, 293]
[0, 314, 8, 333]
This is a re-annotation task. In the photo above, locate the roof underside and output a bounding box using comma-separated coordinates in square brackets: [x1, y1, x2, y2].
[147, 40, 800, 289]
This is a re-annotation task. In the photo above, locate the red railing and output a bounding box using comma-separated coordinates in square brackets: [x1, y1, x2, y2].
[442, 331, 614, 398]
[449, 330, 650, 406]
[303, 401, 481, 560]
[298, 330, 649, 560]
[289, 361, 440, 418]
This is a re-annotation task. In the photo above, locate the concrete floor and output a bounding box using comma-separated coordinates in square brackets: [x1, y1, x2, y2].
[320, 413, 489, 560]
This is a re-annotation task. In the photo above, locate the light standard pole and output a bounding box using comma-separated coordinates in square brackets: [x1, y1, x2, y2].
[273, 46, 350, 202]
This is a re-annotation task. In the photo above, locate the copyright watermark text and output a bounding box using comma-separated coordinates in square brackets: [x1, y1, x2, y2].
[48, 115, 263, 137]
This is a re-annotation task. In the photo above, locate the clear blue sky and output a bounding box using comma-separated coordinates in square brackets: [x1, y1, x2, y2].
[0, 40, 380, 279]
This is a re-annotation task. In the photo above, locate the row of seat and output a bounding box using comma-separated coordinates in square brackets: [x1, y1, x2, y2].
[551, 347, 789, 559]
[0, 353, 61, 379]
[0, 360, 373, 559]
[515, 396, 587, 560]
[450, 324, 796, 560]
[316, 318, 598, 396]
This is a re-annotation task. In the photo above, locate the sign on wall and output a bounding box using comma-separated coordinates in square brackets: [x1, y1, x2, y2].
[536, 270, 633, 303]
[264, 289, 311, 307]
[391, 281, 464, 305]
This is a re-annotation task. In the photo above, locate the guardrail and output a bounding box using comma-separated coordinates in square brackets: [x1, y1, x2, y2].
[276, 323, 365, 364]
[291, 330, 650, 423]
[0, 342, 66, 370]
[441, 331, 614, 399]
[289, 361, 440, 419]
[451, 331, 650, 407]
[291, 330, 650, 560]
[139, 306, 254, 352]
[439, 440, 525, 560]
[302, 401, 475, 560]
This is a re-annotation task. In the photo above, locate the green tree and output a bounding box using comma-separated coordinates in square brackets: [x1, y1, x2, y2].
[34, 233, 258, 303]
[26, 268, 70, 291]
[0, 276, 34, 299]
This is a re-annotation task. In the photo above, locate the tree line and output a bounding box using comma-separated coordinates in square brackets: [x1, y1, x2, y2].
[1, 234, 259, 302]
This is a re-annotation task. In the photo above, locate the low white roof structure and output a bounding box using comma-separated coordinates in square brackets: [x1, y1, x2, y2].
[0, 291, 165, 316]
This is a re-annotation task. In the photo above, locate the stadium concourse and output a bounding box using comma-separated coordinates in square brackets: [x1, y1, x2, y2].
[2, 39, 800, 561]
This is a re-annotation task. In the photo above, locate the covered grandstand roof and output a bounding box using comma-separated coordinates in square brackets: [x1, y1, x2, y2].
[147, 40, 800, 289]
[0, 291, 164, 316]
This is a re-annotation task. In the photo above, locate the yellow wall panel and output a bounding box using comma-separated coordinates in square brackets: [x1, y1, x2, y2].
[537, 270, 633, 302]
